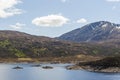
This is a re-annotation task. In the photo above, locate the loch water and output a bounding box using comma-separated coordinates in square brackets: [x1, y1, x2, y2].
[0, 63, 120, 80]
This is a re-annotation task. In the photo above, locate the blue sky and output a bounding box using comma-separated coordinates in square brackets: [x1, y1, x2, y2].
[0, 0, 120, 37]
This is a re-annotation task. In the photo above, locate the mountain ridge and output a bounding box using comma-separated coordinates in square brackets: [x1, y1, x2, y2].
[58, 21, 120, 42]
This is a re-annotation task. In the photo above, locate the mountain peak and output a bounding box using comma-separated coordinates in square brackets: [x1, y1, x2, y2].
[59, 21, 120, 42]
[85, 21, 119, 29]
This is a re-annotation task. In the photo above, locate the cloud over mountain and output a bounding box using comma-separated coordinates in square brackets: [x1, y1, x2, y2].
[32, 14, 69, 27]
[77, 18, 87, 23]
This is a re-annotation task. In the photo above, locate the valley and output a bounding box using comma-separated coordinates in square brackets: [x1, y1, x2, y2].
[0, 21, 120, 72]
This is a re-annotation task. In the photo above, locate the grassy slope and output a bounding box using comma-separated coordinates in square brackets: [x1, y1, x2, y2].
[0, 31, 119, 58]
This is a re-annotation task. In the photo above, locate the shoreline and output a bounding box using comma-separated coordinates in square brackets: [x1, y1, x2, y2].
[0, 55, 101, 63]
[0, 57, 120, 73]
[66, 56, 120, 73]
[66, 65, 120, 73]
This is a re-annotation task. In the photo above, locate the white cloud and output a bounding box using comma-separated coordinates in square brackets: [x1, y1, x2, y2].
[76, 18, 87, 23]
[0, 0, 23, 18]
[32, 14, 69, 27]
[106, 0, 120, 2]
[10, 23, 25, 29]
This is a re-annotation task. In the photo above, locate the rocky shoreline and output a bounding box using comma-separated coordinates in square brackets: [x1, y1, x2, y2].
[67, 65, 120, 73]
[67, 56, 120, 73]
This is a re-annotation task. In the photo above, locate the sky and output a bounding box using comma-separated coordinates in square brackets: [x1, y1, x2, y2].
[0, 0, 120, 37]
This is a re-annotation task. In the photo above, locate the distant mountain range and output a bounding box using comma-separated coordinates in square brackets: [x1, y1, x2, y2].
[58, 21, 120, 42]
[0, 21, 120, 58]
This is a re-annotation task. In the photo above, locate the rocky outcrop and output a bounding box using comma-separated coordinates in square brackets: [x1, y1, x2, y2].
[42, 66, 53, 69]
[13, 66, 23, 69]
[67, 56, 120, 73]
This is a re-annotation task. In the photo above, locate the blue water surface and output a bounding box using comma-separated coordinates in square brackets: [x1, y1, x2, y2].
[0, 63, 120, 80]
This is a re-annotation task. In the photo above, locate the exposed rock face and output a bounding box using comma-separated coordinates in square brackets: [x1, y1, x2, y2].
[59, 21, 120, 42]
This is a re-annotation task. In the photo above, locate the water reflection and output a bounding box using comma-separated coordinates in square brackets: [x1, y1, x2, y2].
[0, 63, 119, 80]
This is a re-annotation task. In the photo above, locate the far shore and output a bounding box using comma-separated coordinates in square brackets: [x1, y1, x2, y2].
[0, 55, 101, 63]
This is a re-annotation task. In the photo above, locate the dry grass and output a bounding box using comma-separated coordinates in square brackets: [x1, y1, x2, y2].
[0, 55, 102, 63]
[18, 58, 32, 61]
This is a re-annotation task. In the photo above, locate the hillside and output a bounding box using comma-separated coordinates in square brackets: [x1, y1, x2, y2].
[0, 30, 119, 58]
[59, 21, 120, 42]
[0, 30, 87, 58]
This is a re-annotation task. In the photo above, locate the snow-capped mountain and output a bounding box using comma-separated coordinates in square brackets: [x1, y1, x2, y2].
[59, 21, 120, 42]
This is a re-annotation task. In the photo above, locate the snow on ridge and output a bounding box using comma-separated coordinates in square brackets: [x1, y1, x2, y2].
[101, 24, 108, 28]
[116, 26, 120, 29]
